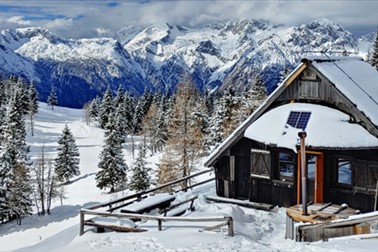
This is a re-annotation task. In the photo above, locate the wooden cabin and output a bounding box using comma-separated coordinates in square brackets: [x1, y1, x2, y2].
[204, 57, 378, 213]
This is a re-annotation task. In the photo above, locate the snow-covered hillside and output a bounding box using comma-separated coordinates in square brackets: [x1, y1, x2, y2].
[0, 103, 378, 251]
[0, 18, 372, 108]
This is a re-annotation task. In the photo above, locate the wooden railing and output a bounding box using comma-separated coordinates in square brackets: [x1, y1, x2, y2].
[80, 209, 234, 237]
[78, 169, 235, 236]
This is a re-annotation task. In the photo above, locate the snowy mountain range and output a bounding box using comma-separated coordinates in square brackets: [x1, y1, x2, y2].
[0, 18, 372, 108]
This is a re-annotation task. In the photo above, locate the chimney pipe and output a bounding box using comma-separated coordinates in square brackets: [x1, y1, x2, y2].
[298, 131, 308, 216]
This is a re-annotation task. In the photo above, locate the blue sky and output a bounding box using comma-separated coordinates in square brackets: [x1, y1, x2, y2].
[0, 0, 377, 38]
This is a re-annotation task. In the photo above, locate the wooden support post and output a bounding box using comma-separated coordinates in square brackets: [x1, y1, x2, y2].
[158, 219, 162, 231]
[79, 211, 84, 236]
[227, 217, 234, 237]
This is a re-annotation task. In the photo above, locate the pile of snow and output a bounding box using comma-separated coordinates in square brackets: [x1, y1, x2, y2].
[1, 103, 378, 251]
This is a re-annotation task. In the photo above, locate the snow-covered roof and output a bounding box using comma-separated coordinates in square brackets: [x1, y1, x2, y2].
[244, 103, 378, 151]
[204, 56, 378, 167]
[309, 56, 378, 126]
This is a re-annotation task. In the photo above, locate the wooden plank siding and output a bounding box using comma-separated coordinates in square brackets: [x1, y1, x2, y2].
[275, 66, 378, 138]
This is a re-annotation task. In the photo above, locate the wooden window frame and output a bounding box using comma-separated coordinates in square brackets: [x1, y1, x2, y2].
[250, 149, 271, 180]
[335, 156, 353, 189]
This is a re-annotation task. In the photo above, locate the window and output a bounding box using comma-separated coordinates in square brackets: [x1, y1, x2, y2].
[279, 152, 295, 182]
[286, 111, 311, 130]
[337, 158, 352, 185]
[251, 149, 271, 179]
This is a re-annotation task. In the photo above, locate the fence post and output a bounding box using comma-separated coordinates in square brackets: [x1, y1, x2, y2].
[227, 217, 234, 237]
[79, 210, 85, 236]
[158, 219, 162, 231]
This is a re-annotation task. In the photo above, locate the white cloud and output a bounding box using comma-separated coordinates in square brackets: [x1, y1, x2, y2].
[0, 1, 377, 38]
[95, 27, 111, 37]
[7, 15, 31, 25]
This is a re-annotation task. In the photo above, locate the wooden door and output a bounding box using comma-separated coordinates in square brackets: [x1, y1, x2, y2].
[297, 151, 324, 204]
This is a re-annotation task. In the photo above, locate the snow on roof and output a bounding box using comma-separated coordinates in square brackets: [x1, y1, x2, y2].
[244, 103, 378, 151]
[310, 56, 378, 126]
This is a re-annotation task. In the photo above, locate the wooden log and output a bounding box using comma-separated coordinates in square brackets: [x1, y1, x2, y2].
[84, 221, 147, 233]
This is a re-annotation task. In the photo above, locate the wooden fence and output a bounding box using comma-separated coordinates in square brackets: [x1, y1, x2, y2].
[80, 209, 234, 236]
[79, 168, 235, 236]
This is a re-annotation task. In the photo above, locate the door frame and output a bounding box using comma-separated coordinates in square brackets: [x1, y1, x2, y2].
[296, 151, 324, 204]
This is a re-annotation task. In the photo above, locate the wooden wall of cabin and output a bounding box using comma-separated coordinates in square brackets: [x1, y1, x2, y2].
[321, 149, 378, 212]
[213, 137, 297, 207]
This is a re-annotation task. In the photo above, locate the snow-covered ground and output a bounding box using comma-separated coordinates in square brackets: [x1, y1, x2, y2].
[1, 103, 378, 251]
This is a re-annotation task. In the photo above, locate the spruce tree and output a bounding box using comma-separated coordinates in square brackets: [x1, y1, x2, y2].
[47, 88, 58, 110]
[129, 144, 150, 191]
[54, 125, 80, 183]
[28, 81, 38, 136]
[98, 87, 114, 129]
[123, 91, 134, 134]
[89, 96, 101, 122]
[0, 93, 32, 223]
[96, 113, 127, 192]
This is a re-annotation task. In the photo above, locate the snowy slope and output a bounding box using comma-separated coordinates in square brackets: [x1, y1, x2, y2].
[0, 103, 378, 251]
[0, 18, 367, 108]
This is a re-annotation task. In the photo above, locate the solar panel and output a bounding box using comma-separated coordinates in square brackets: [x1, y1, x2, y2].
[286, 111, 311, 129]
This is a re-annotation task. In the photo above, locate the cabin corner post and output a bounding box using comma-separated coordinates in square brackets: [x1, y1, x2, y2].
[298, 131, 308, 216]
[79, 210, 85, 236]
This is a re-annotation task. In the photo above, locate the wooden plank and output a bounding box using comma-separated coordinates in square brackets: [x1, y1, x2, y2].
[206, 195, 274, 211]
[84, 221, 147, 233]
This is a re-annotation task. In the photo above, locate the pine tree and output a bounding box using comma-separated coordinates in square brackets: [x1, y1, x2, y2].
[98, 87, 114, 129]
[28, 81, 38, 136]
[0, 93, 32, 223]
[54, 125, 80, 183]
[114, 85, 125, 108]
[123, 91, 134, 134]
[370, 28, 378, 70]
[132, 97, 145, 134]
[6, 162, 33, 224]
[47, 88, 58, 110]
[129, 144, 150, 191]
[96, 113, 127, 192]
[237, 74, 267, 123]
[89, 96, 101, 122]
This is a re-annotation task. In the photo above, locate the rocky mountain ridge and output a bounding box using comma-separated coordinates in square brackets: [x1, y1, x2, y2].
[0, 18, 371, 108]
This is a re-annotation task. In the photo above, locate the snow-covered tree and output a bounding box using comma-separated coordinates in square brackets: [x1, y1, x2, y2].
[0, 92, 32, 223]
[6, 162, 33, 224]
[96, 113, 128, 192]
[28, 81, 38, 136]
[123, 91, 134, 134]
[89, 96, 101, 122]
[370, 28, 378, 70]
[98, 87, 114, 129]
[237, 74, 267, 123]
[47, 88, 58, 110]
[54, 125, 80, 183]
[129, 144, 150, 191]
